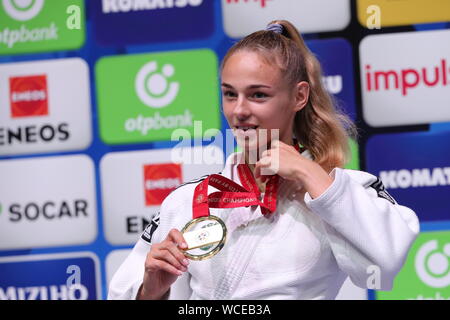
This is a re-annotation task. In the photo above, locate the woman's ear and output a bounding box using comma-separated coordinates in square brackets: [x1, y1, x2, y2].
[294, 81, 310, 112]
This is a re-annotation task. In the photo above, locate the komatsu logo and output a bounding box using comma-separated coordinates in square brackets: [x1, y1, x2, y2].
[380, 167, 450, 189]
[102, 0, 203, 13]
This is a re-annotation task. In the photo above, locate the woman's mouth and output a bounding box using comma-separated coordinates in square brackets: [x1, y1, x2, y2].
[234, 126, 259, 137]
[235, 125, 259, 131]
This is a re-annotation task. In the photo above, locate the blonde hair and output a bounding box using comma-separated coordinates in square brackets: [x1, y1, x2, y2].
[220, 20, 358, 173]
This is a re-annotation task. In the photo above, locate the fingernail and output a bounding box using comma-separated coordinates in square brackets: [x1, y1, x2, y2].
[183, 259, 189, 266]
[180, 242, 187, 249]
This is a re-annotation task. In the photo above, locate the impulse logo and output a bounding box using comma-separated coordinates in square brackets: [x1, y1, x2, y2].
[364, 59, 450, 96]
[9, 74, 48, 118]
[360, 30, 450, 127]
[143, 163, 182, 206]
[225, 0, 272, 8]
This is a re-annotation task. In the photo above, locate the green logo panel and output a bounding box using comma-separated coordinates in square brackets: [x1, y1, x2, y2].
[376, 230, 450, 300]
[96, 49, 221, 145]
[0, 0, 85, 55]
[345, 138, 360, 170]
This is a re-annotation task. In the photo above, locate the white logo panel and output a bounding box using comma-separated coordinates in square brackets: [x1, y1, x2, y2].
[0, 155, 98, 250]
[100, 145, 224, 245]
[360, 29, 450, 127]
[0, 58, 92, 156]
[221, 0, 350, 38]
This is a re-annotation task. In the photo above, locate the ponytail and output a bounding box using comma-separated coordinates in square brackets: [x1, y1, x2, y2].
[272, 20, 358, 173]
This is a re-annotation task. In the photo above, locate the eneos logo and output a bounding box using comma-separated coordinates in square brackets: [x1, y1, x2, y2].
[0, 58, 92, 156]
[143, 163, 182, 206]
[2, 0, 44, 21]
[9, 74, 48, 117]
[100, 147, 224, 245]
[0, 0, 85, 55]
[135, 61, 179, 109]
[96, 49, 220, 144]
[415, 240, 450, 289]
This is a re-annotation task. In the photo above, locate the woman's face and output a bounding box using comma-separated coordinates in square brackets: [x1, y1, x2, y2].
[221, 50, 309, 154]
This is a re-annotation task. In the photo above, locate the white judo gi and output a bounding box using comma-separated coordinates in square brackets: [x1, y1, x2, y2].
[108, 149, 420, 300]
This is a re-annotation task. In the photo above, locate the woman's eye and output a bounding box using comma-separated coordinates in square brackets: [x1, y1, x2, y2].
[252, 92, 268, 99]
[223, 91, 236, 98]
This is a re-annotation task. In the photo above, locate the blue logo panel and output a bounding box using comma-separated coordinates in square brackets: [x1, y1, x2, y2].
[307, 38, 357, 121]
[366, 131, 450, 222]
[91, 0, 215, 46]
[0, 253, 100, 300]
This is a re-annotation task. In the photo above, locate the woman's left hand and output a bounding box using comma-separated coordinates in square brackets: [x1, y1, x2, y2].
[254, 140, 334, 199]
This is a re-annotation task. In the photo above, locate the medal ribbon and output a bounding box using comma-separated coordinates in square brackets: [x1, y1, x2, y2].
[192, 142, 303, 219]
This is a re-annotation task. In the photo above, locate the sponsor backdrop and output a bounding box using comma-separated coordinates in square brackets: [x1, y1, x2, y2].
[0, 0, 449, 300]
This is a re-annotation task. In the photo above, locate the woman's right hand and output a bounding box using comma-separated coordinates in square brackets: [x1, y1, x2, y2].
[137, 228, 190, 300]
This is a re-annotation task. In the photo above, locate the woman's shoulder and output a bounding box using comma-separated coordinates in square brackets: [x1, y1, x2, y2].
[164, 174, 209, 204]
[339, 168, 378, 186]
[338, 167, 397, 204]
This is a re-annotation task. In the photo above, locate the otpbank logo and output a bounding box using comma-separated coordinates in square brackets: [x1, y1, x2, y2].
[100, 146, 224, 245]
[2, 0, 44, 21]
[0, 58, 92, 156]
[10, 74, 48, 117]
[357, 0, 450, 28]
[0, 0, 85, 55]
[96, 49, 220, 145]
[144, 163, 182, 206]
[360, 29, 450, 127]
[365, 131, 450, 223]
[0, 155, 97, 250]
[222, 0, 350, 38]
[0, 252, 101, 300]
[91, 0, 213, 46]
[376, 231, 450, 300]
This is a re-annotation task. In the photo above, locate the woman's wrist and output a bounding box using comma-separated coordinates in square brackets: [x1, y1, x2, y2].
[294, 161, 334, 199]
[136, 283, 170, 300]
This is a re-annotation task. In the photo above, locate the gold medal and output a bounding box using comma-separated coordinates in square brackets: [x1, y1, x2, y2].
[181, 215, 227, 261]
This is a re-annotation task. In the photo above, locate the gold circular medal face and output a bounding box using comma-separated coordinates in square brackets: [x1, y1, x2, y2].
[181, 215, 227, 261]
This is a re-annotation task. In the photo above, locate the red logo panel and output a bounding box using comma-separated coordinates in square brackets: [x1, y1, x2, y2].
[10, 75, 48, 118]
[144, 163, 182, 206]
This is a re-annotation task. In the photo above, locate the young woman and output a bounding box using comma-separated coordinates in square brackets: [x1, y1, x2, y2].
[108, 20, 419, 300]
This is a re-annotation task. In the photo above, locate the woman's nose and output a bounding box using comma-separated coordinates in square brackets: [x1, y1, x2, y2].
[233, 96, 251, 119]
